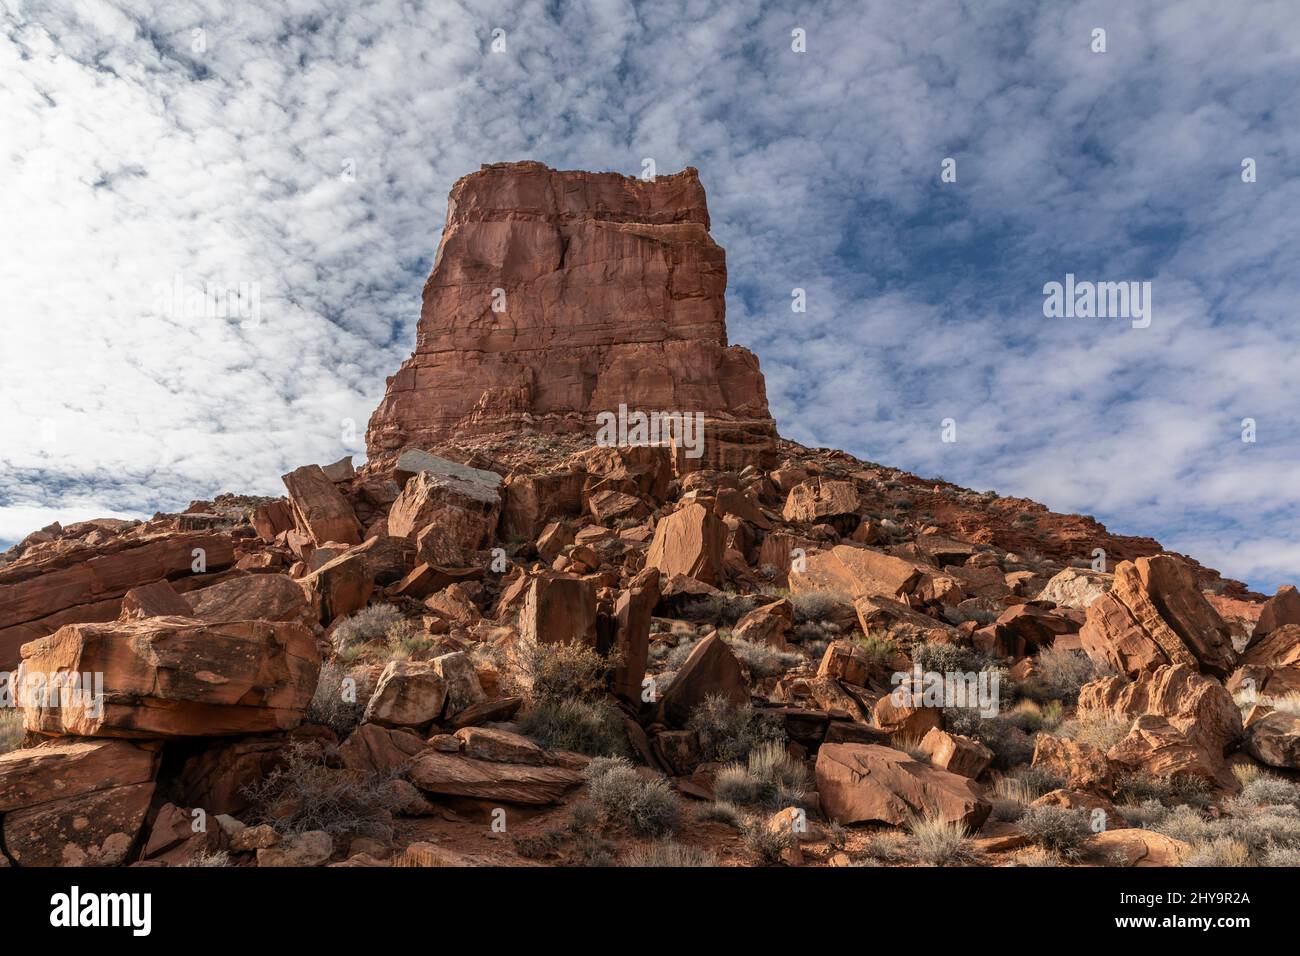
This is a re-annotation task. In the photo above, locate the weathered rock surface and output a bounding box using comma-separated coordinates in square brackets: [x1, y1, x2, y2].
[645, 503, 726, 586]
[791, 545, 926, 601]
[189, 573, 310, 624]
[409, 749, 583, 804]
[0, 739, 158, 867]
[363, 660, 448, 728]
[920, 727, 993, 779]
[1089, 829, 1189, 867]
[1243, 705, 1300, 769]
[1080, 556, 1235, 678]
[387, 469, 501, 566]
[365, 162, 776, 470]
[1107, 714, 1238, 790]
[1255, 585, 1300, 638]
[1077, 663, 1242, 755]
[19, 618, 320, 737]
[658, 632, 747, 726]
[814, 743, 991, 829]
[282, 465, 362, 546]
[0, 531, 236, 669]
[1037, 567, 1112, 609]
[519, 574, 597, 645]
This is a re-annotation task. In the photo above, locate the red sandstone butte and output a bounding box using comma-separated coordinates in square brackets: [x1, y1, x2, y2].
[365, 161, 776, 470]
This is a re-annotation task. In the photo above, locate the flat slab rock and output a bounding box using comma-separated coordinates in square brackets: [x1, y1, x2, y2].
[814, 743, 991, 830]
[408, 749, 584, 805]
[18, 617, 320, 737]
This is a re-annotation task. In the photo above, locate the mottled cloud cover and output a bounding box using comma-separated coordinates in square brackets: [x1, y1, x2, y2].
[2, 0, 1298, 590]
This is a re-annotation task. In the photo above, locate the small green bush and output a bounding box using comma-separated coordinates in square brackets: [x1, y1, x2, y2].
[516, 697, 629, 757]
[519, 638, 618, 703]
[856, 632, 897, 669]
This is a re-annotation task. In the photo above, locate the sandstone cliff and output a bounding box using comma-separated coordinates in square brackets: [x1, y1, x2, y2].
[365, 161, 776, 470]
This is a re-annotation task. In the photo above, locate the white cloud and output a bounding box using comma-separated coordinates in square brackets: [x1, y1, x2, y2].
[1, 0, 1297, 592]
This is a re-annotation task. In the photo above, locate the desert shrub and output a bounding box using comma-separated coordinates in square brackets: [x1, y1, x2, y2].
[513, 828, 567, 860]
[1171, 774, 1212, 809]
[687, 694, 785, 763]
[512, 801, 614, 865]
[1232, 762, 1262, 790]
[790, 590, 853, 624]
[911, 641, 994, 675]
[624, 840, 716, 867]
[678, 592, 756, 626]
[1241, 774, 1300, 810]
[726, 637, 803, 677]
[860, 830, 912, 864]
[712, 741, 808, 811]
[909, 814, 976, 867]
[1155, 805, 1214, 845]
[1113, 770, 1210, 806]
[827, 820, 848, 851]
[331, 604, 409, 659]
[242, 743, 403, 838]
[179, 850, 233, 867]
[1011, 845, 1067, 867]
[696, 801, 744, 828]
[0, 708, 23, 755]
[1056, 715, 1131, 752]
[1184, 837, 1253, 867]
[1221, 807, 1300, 852]
[519, 638, 618, 703]
[661, 637, 702, 673]
[856, 632, 897, 669]
[516, 697, 629, 757]
[1024, 646, 1103, 703]
[1006, 699, 1063, 734]
[1261, 843, 1300, 867]
[306, 661, 366, 737]
[944, 709, 1035, 770]
[1018, 805, 1091, 858]
[793, 621, 836, 644]
[1121, 799, 1171, 828]
[741, 819, 796, 864]
[584, 757, 681, 837]
[514, 639, 628, 756]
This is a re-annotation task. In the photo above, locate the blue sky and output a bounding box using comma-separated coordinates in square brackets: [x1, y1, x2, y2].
[2, 0, 1298, 592]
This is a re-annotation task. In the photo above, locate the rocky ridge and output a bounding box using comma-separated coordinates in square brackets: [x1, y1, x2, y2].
[0, 163, 1293, 870]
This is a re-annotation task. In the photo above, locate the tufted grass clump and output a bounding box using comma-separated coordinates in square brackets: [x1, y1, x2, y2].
[712, 741, 808, 811]
[584, 757, 681, 837]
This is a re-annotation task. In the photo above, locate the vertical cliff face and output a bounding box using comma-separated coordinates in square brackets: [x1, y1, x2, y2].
[365, 161, 777, 469]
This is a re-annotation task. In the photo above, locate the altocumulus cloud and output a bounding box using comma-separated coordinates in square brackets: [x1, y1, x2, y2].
[1, 0, 1297, 591]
